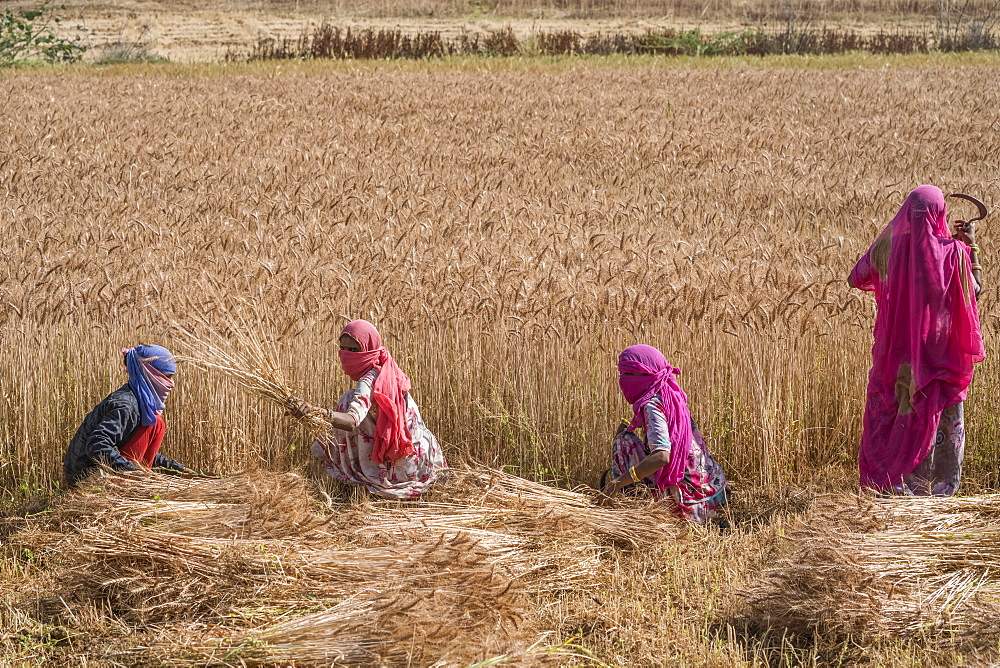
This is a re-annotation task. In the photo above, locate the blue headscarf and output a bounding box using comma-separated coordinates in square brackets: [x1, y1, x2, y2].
[123, 344, 176, 426]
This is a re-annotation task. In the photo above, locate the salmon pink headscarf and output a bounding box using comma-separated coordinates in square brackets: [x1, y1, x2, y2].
[850, 185, 984, 491]
[618, 345, 693, 487]
[338, 320, 415, 464]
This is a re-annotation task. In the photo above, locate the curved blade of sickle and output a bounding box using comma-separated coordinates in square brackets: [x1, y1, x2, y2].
[948, 193, 988, 224]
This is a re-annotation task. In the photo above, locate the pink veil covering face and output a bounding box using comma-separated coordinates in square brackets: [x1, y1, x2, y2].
[850, 185, 984, 491]
[337, 320, 415, 464]
[617, 345, 693, 487]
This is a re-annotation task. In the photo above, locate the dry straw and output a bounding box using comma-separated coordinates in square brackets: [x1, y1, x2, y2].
[738, 493, 1000, 646]
[2, 466, 678, 664]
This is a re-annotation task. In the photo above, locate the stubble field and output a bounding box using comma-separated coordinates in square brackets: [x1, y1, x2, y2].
[2, 56, 1000, 664]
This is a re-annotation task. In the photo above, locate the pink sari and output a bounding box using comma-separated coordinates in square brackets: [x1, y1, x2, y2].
[850, 185, 984, 491]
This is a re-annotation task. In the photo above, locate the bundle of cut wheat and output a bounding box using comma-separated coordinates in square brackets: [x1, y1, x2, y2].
[433, 466, 684, 546]
[61, 469, 329, 539]
[353, 495, 680, 552]
[738, 493, 1000, 646]
[173, 317, 334, 436]
[74, 467, 315, 505]
[3, 461, 675, 664]
[157, 580, 532, 667]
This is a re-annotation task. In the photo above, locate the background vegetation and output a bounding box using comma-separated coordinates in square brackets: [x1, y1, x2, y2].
[235, 23, 999, 60]
[0, 4, 84, 67]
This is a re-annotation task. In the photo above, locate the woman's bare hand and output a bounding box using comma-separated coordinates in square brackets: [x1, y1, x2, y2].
[953, 220, 977, 246]
[287, 397, 315, 419]
[597, 477, 620, 506]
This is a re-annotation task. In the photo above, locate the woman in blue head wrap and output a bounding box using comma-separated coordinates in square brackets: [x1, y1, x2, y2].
[64, 344, 199, 487]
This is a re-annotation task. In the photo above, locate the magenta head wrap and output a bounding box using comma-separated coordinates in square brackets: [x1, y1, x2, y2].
[850, 185, 984, 490]
[617, 345, 693, 486]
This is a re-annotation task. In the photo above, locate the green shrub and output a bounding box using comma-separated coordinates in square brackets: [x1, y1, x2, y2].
[0, 4, 85, 67]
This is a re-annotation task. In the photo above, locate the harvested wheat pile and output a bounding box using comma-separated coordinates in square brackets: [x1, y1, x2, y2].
[61, 469, 329, 539]
[737, 493, 1000, 647]
[350, 467, 684, 549]
[0, 465, 680, 665]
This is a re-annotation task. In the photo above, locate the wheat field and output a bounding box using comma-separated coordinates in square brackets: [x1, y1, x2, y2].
[1, 56, 1000, 664]
[2, 58, 998, 494]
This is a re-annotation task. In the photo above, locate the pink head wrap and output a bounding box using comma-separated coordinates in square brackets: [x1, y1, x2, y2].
[850, 185, 984, 490]
[617, 345, 693, 487]
[338, 320, 415, 464]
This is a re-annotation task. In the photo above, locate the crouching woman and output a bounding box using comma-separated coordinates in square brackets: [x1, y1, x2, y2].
[289, 320, 447, 500]
[600, 345, 729, 525]
[64, 345, 197, 488]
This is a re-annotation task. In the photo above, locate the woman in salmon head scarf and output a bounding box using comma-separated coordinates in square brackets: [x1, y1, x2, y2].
[600, 344, 729, 525]
[64, 345, 199, 487]
[849, 185, 984, 495]
[288, 320, 447, 500]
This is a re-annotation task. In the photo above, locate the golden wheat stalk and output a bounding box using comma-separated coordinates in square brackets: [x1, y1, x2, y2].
[172, 316, 333, 435]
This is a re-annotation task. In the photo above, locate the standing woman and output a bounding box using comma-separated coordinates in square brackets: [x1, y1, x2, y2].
[600, 344, 729, 525]
[64, 345, 197, 487]
[288, 320, 447, 500]
[849, 185, 985, 495]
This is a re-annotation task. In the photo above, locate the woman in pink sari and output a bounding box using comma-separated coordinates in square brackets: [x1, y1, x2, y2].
[850, 185, 984, 495]
[600, 345, 729, 525]
[288, 320, 447, 500]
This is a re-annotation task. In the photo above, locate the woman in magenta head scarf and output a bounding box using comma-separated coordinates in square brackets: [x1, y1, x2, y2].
[601, 344, 729, 525]
[288, 320, 447, 500]
[849, 185, 984, 495]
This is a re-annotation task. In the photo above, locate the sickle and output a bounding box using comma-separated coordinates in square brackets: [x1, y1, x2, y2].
[948, 193, 988, 224]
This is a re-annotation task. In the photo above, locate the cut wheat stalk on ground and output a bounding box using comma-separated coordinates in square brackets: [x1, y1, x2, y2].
[738, 493, 1000, 646]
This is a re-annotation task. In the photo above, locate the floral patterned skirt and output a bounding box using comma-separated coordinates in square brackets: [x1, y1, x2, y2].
[889, 402, 965, 496]
[309, 391, 448, 500]
[611, 423, 728, 524]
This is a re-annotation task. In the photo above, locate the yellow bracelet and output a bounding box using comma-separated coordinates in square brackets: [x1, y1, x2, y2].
[972, 264, 983, 271]
[629, 466, 640, 483]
